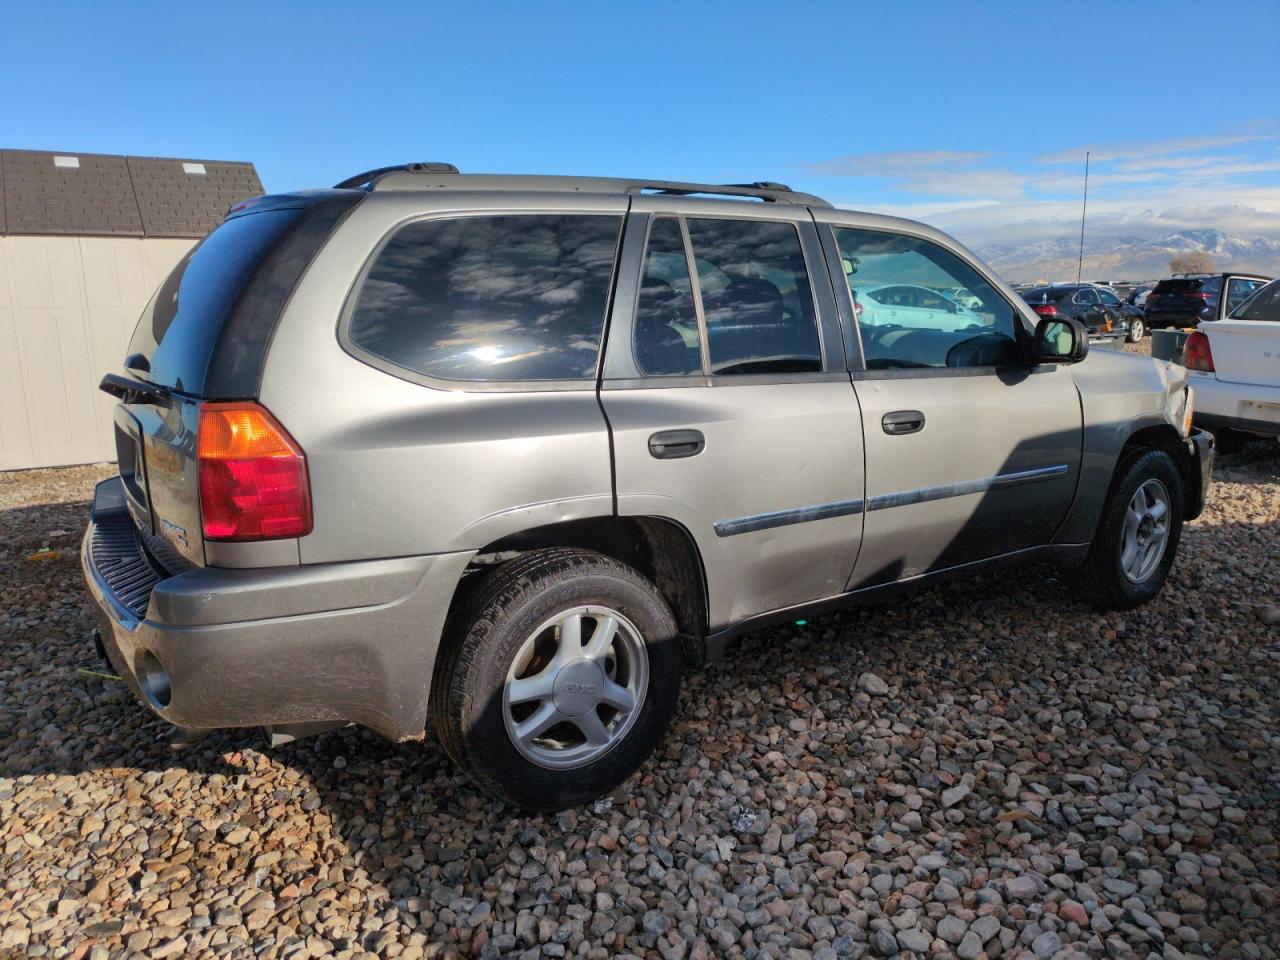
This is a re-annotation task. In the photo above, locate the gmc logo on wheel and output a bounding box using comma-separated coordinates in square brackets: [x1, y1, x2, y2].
[563, 683, 597, 695]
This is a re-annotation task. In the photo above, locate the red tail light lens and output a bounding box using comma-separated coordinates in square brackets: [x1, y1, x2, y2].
[197, 402, 312, 541]
[1188, 291, 1210, 301]
[1032, 303, 1058, 316]
[1182, 331, 1214, 372]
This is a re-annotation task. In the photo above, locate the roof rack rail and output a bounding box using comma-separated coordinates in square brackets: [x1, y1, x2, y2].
[334, 162, 459, 190]
[360, 169, 831, 206]
[638, 180, 827, 205]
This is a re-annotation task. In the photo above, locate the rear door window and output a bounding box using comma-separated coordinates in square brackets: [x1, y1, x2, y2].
[684, 218, 822, 376]
[633, 218, 702, 376]
[347, 214, 622, 383]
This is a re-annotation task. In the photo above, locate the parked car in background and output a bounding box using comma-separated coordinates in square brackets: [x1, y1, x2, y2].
[852, 283, 986, 332]
[1145, 273, 1270, 330]
[1019, 284, 1140, 343]
[1183, 277, 1280, 450]
[1128, 285, 1155, 308]
[81, 165, 1212, 810]
[943, 286, 984, 310]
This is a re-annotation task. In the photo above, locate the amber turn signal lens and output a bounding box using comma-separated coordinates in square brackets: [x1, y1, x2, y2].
[197, 403, 312, 541]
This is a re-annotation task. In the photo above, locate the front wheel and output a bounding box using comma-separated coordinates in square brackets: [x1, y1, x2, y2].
[1127, 318, 1145, 342]
[1080, 449, 1184, 609]
[430, 549, 682, 810]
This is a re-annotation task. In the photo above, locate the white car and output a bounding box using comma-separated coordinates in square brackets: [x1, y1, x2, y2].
[943, 286, 984, 310]
[1182, 277, 1280, 450]
[852, 283, 986, 333]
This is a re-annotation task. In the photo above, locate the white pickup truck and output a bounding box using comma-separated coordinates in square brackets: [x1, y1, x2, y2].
[1183, 277, 1280, 449]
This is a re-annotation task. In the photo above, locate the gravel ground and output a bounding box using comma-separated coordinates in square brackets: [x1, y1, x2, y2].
[2, 394, 1278, 959]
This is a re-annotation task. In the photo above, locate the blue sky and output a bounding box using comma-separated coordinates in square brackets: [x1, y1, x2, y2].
[4, 0, 1280, 247]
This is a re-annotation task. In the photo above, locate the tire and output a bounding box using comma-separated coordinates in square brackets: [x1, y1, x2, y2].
[1127, 318, 1145, 342]
[430, 548, 682, 810]
[1080, 448, 1184, 610]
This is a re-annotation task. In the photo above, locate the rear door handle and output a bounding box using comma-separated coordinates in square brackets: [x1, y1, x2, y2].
[882, 410, 925, 435]
[649, 429, 705, 459]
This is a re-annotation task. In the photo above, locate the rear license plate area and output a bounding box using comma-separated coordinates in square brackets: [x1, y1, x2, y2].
[113, 419, 152, 532]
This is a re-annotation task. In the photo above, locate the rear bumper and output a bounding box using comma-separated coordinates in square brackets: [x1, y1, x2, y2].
[80, 478, 473, 740]
[1189, 373, 1280, 438]
[1183, 429, 1214, 521]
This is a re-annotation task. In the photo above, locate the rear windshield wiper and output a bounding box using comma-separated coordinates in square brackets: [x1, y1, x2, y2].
[99, 373, 171, 405]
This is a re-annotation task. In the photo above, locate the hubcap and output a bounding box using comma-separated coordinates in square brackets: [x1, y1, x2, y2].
[502, 605, 648, 770]
[1121, 478, 1170, 583]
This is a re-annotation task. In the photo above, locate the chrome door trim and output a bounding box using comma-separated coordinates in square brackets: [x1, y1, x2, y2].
[714, 464, 1069, 536]
[713, 498, 866, 537]
[865, 464, 1069, 511]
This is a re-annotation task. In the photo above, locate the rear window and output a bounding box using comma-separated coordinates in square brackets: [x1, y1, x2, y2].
[128, 209, 304, 394]
[347, 214, 622, 382]
[1021, 288, 1068, 303]
[1231, 279, 1280, 321]
[1154, 278, 1206, 293]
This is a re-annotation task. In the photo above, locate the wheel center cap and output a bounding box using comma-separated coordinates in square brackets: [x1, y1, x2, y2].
[552, 659, 606, 718]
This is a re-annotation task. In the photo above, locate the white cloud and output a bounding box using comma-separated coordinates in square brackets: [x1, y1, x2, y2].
[1035, 132, 1275, 165]
[805, 150, 988, 176]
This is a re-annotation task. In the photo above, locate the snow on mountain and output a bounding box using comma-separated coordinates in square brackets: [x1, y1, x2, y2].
[976, 229, 1280, 282]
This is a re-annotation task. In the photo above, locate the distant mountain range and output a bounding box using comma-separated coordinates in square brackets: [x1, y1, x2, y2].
[977, 229, 1280, 283]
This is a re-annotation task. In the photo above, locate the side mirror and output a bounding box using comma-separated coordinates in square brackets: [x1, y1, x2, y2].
[1031, 317, 1088, 363]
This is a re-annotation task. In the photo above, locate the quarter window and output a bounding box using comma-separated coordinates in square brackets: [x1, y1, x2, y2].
[833, 227, 1021, 370]
[348, 214, 621, 382]
[633, 218, 702, 376]
[685, 218, 822, 376]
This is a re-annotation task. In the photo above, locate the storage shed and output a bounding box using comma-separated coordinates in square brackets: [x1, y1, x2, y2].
[0, 149, 263, 469]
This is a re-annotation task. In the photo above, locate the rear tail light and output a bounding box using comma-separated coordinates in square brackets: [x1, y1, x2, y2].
[1182, 331, 1214, 373]
[197, 402, 312, 541]
[1188, 291, 1210, 301]
[1032, 303, 1058, 317]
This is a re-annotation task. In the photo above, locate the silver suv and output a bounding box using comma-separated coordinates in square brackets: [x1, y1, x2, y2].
[83, 164, 1214, 810]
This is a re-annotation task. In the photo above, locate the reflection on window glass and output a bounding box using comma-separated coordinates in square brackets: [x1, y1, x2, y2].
[834, 227, 1020, 370]
[348, 214, 621, 381]
[633, 218, 702, 376]
[685, 218, 822, 376]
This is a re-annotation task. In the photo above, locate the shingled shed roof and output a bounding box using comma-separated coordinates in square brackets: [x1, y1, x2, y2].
[0, 149, 264, 239]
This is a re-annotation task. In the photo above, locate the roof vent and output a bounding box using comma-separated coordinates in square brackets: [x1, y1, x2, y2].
[182, 162, 207, 175]
[53, 156, 80, 169]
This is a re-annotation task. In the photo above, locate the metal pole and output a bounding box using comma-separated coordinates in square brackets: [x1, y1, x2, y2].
[1076, 151, 1090, 284]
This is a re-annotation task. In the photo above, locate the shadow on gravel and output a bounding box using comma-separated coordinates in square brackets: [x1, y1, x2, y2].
[2, 455, 1278, 956]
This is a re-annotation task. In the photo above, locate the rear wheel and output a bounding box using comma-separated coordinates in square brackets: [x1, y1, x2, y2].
[431, 549, 682, 810]
[1080, 449, 1183, 609]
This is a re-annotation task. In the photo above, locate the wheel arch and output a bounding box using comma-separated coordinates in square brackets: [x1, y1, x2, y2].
[439, 515, 711, 671]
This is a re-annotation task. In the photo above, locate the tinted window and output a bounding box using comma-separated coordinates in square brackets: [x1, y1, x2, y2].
[835, 227, 1020, 370]
[1231, 279, 1280, 321]
[348, 214, 621, 382]
[1074, 288, 1099, 306]
[685, 218, 821, 376]
[633, 218, 702, 376]
[1022, 287, 1069, 303]
[1098, 289, 1122, 306]
[128, 209, 304, 394]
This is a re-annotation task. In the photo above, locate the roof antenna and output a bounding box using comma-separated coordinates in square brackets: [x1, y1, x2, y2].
[1076, 150, 1090, 285]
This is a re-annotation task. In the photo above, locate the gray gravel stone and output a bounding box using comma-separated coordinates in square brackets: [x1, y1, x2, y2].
[2, 444, 1278, 960]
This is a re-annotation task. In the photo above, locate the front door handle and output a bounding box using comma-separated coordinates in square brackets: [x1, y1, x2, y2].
[649, 429, 705, 459]
[882, 410, 925, 435]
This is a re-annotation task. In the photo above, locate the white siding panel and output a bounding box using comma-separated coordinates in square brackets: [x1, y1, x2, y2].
[0, 236, 197, 470]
